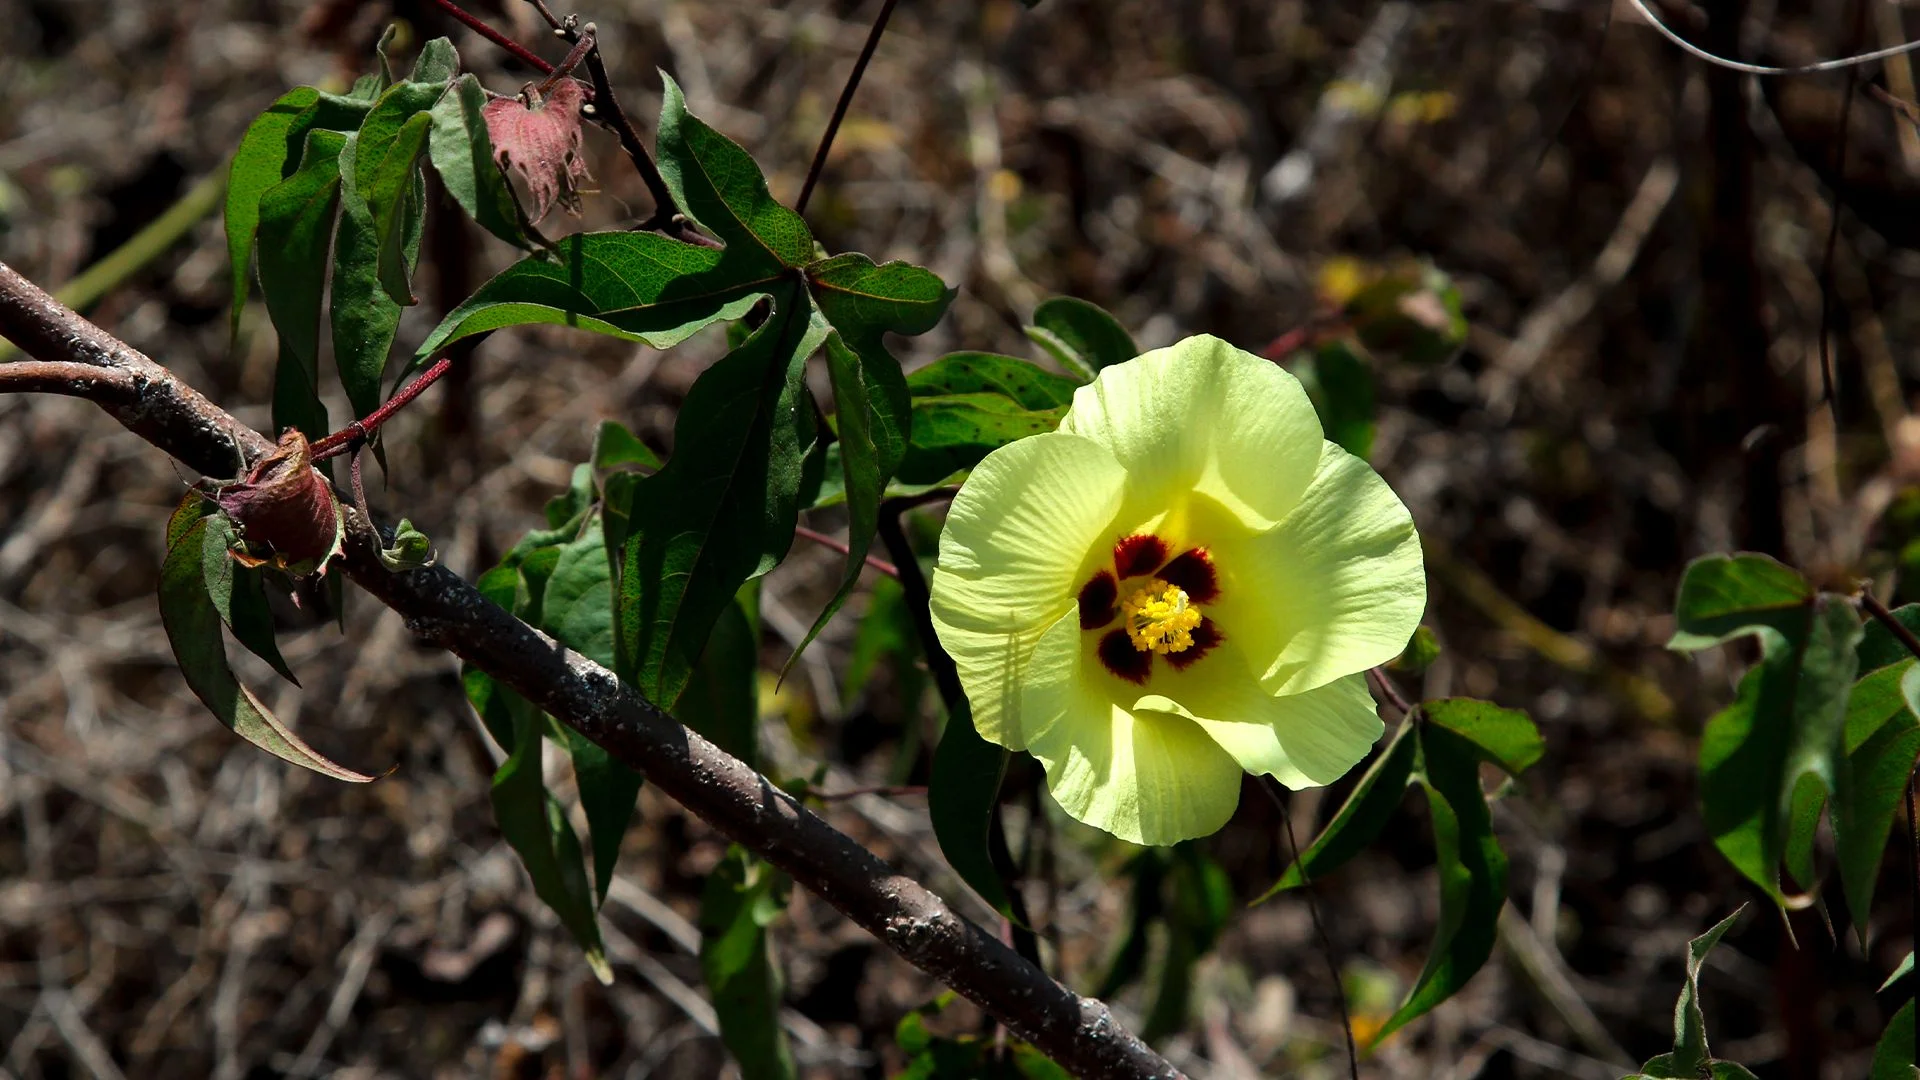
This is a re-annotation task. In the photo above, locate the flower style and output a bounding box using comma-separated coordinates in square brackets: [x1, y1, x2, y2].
[929, 335, 1425, 846]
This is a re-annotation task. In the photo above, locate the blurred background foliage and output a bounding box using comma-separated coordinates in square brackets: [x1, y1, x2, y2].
[4, 0, 1920, 1077]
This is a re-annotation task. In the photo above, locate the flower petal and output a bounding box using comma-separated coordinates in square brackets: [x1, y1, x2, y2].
[931, 432, 1126, 748]
[1028, 693, 1245, 847]
[1144, 659, 1382, 787]
[1211, 442, 1425, 695]
[1059, 335, 1323, 531]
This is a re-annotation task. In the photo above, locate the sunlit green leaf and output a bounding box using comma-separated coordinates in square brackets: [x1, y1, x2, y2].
[593, 419, 662, 474]
[1422, 698, 1543, 776]
[354, 76, 452, 305]
[1668, 552, 1813, 650]
[656, 73, 812, 270]
[333, 130, 422, 421]
[1632, 907, 1748, 1079]
[896, 393, 1066, 485]
[227, 87, 323, 338]
[907, 352, 1078, 408]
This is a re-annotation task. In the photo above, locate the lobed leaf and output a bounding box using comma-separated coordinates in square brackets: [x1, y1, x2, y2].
[159, 514, 372, 782]
[656, 73, 813, 270]
[615, 287, 825, 705]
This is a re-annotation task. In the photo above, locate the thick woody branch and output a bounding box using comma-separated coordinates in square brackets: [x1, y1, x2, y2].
[0, 260, 1181, 1080]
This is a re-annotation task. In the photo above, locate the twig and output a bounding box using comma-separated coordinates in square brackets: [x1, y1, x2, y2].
[1815, 1, 1869, 415]
[0, 360, 140, 400]
[795, 0, 901, 216]
[1263, 778, 1359, 1079]
[310, 355, 455, 460]
[0, 258, 1185, 1080]
[533, 23, 596, 95]
[1366, 667, 1415, 717]
[423, 0, 554, 74]
[795, 523, 898, 578]
[813, 784, 927, 802]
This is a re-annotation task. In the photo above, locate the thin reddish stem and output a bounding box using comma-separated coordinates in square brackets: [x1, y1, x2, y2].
[795, 523, 898, 579]
[424, 0, 554, 74]
[311, 356, 455, 461]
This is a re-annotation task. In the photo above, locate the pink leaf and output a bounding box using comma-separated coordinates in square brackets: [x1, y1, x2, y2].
[483, 79, 593, 223]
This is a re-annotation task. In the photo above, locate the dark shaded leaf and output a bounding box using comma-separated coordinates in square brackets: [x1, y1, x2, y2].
[656, 73, 813, 270]
[1025, 296, 1138, 380]
[1870, 999, 1917, 1080]
[928, 699, 1013, 918]
[699, 846, 796, 1080]
[485, 680, 612, 983]
[159, 514, 373, 782]
[1291, 339, 1375, 460]
[429, 74, 531, 248]
[677, 587, 762, 766]
[1860, 602, 1920, 672]
[616, 289, 825, 705]
[1376, 723, 1508, 1042]
[483, 78, 592, 223]
[1257, 721, 1418, 900]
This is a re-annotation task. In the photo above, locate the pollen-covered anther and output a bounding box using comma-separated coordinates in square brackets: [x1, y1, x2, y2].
[1120, 578, 1203, 655]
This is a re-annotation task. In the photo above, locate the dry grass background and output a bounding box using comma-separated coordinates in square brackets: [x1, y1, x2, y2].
[4, 0, 1920, 1076]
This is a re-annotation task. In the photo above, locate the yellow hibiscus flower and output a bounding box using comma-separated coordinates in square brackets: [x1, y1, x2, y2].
[929, 335, 1426, 846]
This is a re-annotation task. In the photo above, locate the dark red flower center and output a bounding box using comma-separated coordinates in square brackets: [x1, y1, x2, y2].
[1079, 532, 1223, 683]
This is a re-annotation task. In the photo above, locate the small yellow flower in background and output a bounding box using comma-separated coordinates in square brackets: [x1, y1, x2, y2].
[929, 335, 1426, 846]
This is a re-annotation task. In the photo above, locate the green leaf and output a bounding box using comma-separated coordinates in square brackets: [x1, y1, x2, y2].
[1695, 595, 1862, 902]
[159, 515, 374, 782]
[227, 87, 323, 338]
[1668, 552, 1814, 650]
[485, 682, 612, 984]
[896, 393, 1067, 485]
[616, 288, 825, 704]
[1142, 846, 1235, 1042]
[1887, 952, 1916, 992]
[1024, 296, 1138, 380]
[1258, 720, 1418, 901]
[1871, 1000, 1919, 1080]
[428, 74, 530, 249]
[412, 230, 765, 366]
[699, 846, 796, 1080]
[1835, 662, 1920, 941]
[907, 352, 1079, 408]
[256, 129, 345, 436]
[843, 574, 917, 705]
[540, 521, 642, 902]
[1861, 603, 1920, 672]
[677, 586, 763, 766]
[1391, 625, 1442, 675]
[410, 36, 460, 85]
[1632, 907, 1747, 1078]
[1292, 340, 1375, 460]
[332, 130, 421, 421]
[1342, 261, 1468, 366]
[593, 418, 662, 474]
[1421, 699, 1543, 775]
[1375, 723, 1508, 1043]
[377, 518, 436, 571]
[928, 698, 1013, 918]
[353, 76, 452, 306]
[656, 73, 812, 270]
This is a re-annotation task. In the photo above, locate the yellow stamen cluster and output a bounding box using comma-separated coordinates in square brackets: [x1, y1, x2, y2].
[1120, 578, 1201, 655]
